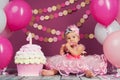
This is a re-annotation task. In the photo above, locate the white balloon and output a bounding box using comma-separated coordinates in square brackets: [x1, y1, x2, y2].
[94, 23, 107, 44]
[0, 0, 9, 9]
[0, 9, 6, 33]
[94, 20, 120, 45]
[107, 21, 120, 33]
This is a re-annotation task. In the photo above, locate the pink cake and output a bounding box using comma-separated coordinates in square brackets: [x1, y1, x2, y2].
[15, 44, 46, 76]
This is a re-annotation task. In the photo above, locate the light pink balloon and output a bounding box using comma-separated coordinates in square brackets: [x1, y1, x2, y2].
[116, 0, 120, 24]
[0, 37, 13, 69]
[4, 0, 32, 31]
[90, 0, 118, 26]
[103, 30, 120, 68]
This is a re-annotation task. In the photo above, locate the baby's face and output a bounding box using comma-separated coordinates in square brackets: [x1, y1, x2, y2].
[66, 32, 80, 45]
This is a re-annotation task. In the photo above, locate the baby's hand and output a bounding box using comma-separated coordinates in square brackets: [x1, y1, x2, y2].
[60, 52, 64, 55]
[65, 42, 71, 48]
[81, 51, 87, 55]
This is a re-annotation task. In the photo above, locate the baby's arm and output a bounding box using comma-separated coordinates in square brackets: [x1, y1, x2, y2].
[60, 44, 66, 55]
[67, 44, 85, 57]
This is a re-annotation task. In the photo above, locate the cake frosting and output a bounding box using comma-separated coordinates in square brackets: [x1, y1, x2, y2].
[15, 44, 46, 64]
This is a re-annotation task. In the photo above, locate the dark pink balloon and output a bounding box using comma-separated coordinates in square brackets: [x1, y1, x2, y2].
[0, 37, 13, 69]
[116, 0, 120, 24]
[90, 0, 118, 26]
[4, 0, 32, 31]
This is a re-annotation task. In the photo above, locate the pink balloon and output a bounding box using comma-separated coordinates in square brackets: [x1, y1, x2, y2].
[0, 27, 13, 38]
[4, 0, 32, 31]
[103, 30, 120, 68]
[116, 0, 120, 24]
[0, 37, 13, 69]
[90, 0, 118, 26]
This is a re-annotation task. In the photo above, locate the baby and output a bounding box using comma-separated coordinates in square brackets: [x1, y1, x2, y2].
[42, 25, 107, 78]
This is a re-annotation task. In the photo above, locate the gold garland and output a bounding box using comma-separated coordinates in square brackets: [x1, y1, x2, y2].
[33, 0, 78, 15]
[23, 28, 94, 43]
[29, 10, 90, 34]
[23, 10, 93, 43]
[23, 0, 92, 43]
[32, 0, 90, 21]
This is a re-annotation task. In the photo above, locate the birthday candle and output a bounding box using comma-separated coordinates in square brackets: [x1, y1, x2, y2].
[26, 33, 32, 44]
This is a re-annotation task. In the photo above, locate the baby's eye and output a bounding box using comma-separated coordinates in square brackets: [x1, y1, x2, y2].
[72, 36, 75, 38]
[67, 37, 71, 40]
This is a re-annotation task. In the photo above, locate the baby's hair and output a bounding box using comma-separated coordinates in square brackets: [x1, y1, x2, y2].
[64, 24, 80, 37]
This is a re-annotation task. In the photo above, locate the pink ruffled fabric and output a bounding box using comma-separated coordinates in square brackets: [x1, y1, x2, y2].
[45, 54, 107, 76]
